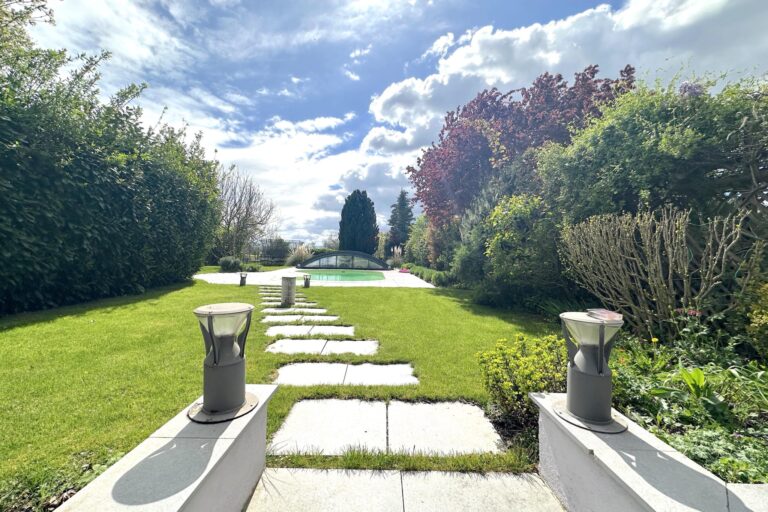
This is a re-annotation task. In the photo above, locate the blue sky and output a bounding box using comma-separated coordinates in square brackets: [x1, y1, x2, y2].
[31, 0, 768, 242]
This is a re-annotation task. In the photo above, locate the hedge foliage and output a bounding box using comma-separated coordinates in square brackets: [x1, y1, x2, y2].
[0, 23, 219, 314]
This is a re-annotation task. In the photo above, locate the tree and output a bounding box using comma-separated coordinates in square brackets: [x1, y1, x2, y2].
[404, 215, 430, 266]
[209, 166, 276, 262]
[338, 189, 378, 254]
[387, 190, 414, 253]
[407, 65, 635, 226]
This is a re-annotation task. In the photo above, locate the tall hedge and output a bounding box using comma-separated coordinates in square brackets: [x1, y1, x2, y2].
[0, 24, 219, 314]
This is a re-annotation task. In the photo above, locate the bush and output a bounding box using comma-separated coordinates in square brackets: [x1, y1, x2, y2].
[0, 18, 219, 314]
[478, 335, 567, 424]
[408, 265, 453, 287]
[285, 244, 312, 266]
[748, 283, 768, 360]
[404, 215, 430, 266]
[245, 264, 261, 272]
[218, 256, 242, 272]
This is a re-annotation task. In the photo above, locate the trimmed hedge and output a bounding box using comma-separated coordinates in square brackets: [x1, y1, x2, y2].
[408, 265, 453, 286]
[0, 47, 219, 314]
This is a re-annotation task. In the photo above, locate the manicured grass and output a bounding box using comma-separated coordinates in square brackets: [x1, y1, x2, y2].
[0, 282, 551, 509]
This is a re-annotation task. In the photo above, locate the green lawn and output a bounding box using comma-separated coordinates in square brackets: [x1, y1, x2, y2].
[0, 281, 551, 509]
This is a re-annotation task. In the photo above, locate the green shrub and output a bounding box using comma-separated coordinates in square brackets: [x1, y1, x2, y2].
[748, 283, 768, 360]
[218, 256, 242, 272]
[477, 335, 567, 423]
[408, 265, 453, 287]
[245, 264, 261, 272]
[404, 215, 430, 266]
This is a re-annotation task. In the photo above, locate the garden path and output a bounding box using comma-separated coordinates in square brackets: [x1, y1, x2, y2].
[250, 286, 565, 511]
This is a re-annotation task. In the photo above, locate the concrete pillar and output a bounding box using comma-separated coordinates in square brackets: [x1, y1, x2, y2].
[281, 276, 296, 307]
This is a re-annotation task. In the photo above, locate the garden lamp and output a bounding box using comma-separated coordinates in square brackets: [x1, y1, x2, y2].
[281, 275, 297, 307]
[188, 303, 258, 423]
[556, 309, 627, 433]
[239, 272, 247, 286]
[303, 273, 311, 288]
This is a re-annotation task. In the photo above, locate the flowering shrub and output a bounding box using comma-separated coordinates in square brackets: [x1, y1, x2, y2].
[477, 335, 566, 424]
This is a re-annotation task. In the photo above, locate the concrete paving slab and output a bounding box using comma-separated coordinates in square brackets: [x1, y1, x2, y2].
[247, 468, 402, 511]
[261, 301, 319, 307]
[261, 308, 328, 314]
[265, 325, 313, 337]
[388, 402, 501, 454]
[308, 325, 354, 337]
[269, 400, 387, 455]
[299, 315, 340, 323]
[262, 315, 303, 323]
[343, 363, 418, 386]
[402, 472, 564, 511]
[321, 340, 379, 355]
[274, 363, 347, 385]
[265, 339, 327, 355]
[728, 484, 768, 512]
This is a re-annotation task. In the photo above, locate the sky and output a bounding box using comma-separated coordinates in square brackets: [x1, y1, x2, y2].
[30, 0, 768, 243]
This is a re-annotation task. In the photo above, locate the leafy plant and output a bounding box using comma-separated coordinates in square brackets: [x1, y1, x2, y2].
[477, 335, 567, 425]
[650, 366, 731, 424]
[285, 244, 312, 266]
[218, 256, 242, 273]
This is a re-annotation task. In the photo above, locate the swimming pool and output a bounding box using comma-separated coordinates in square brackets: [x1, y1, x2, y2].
[304, 269, 385, 281]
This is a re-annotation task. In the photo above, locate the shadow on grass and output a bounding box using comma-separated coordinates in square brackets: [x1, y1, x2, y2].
[428, 287, 556, 336]
[0, 281, 194, 333]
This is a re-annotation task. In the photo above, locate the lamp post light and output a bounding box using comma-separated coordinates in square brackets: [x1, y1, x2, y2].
[239, 272, 247, 286]
[188, 303, 258, 424]
[281, 275, 296, 307]
[556, 309, 628, 434]
[303, 273, 311, 288]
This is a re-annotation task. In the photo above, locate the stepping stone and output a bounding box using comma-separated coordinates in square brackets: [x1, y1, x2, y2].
[275, 363, 417, 386]
[261, 301, 319, 308]
[262, 315, 303, 323]
[300, 315, 340, 323]
[269, 399, 387, 455]
[274, 363, 347, 385]
[266, 339, 327, 354]
[322, 340, 378, 355]
[266, 325, 313, 337]
[247, 468, 403, 512]
[308, 325, 354, 337]
[261, 308, 328, 314]
[388, 402, 502, 454]
[401, 472, 564, 511]
[344, 363, 418, 386]
[265, 339, 379, 355]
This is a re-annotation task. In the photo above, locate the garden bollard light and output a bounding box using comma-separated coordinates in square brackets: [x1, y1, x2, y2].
[239, 272, 247, 286]
[281, 275, 296, 307]
[188, 303, 258, 423]
[556, 309, 628, 433]
[303, 274, 311, 288]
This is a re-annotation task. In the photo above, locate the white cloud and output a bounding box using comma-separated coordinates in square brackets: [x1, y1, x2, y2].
[290, 76, 308, 84]
[420, 32, 454, 60]
[343, 69, 361, 81]
[350, 44, 372, 59]
[368, 0, 768, 161]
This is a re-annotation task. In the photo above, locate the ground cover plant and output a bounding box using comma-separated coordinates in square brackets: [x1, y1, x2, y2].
[0, 282, 551, 511]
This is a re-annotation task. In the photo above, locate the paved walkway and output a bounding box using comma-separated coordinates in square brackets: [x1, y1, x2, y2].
[253, 285, 563, 511]
[194, 267, 434, 288]
[248, 469, 563, 511]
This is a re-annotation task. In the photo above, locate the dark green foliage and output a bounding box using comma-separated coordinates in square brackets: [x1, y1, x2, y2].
[338, 189, 378, 254]
[387, 189, 414, 252]
[0, 22, 219, 314]
[260, 238, 290, 262]
[404, 215, 430, 266]
[218, 256, 242, 273]
[407, 265, 453, 287]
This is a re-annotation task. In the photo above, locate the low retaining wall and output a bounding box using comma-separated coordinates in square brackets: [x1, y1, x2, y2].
[60, 384, 277, 511]
[531, 393, 767, 512]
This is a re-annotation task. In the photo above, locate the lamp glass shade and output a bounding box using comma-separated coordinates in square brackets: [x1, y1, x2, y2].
[560, 312, 623, 346]
[194, 303, 254, 337]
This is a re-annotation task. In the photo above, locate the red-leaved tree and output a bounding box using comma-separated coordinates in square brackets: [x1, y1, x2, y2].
[407, 65, 635, 225]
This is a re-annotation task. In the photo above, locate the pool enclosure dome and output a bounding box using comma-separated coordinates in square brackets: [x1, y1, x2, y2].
[297, 251, 389, 270]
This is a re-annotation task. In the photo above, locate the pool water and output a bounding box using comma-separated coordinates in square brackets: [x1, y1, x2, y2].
[304, 269, 385, 281]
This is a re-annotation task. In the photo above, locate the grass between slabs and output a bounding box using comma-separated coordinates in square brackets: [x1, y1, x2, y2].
[0, 281, 552, 509]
